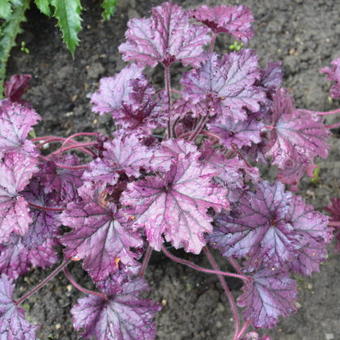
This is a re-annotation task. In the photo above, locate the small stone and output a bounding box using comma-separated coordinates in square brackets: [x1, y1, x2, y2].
[325, 333, 334, 340]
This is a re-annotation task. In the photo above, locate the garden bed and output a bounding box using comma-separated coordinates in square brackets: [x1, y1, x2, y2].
[7, 0, 340, 339]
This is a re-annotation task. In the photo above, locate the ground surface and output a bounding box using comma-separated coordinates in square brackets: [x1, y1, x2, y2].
[7, 0, 340, 339]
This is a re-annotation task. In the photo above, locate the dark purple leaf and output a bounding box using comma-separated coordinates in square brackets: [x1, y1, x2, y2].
[181, 51, 265, 121]
[122, 153, 229, 254]
[190, 5, 254, 42]
[0, 274, 38, 338]
[72, 278, 160, 340]
[4, 74, 32, 102]
[238, 269, 297, 328]
[119, 2, 211, 67]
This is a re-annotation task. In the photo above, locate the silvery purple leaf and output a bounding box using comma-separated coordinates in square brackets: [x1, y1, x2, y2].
[190, 5, 254, 43]
[181, 51, 265, 121]
[264, 89, 329, 170]
[0, 274, 38, 339]
[119, 2, 211, 67]
[122, 153, 229, 254]
[91, 64, 144, 115]
[83, 133, 153, 185]
[238, 269, 297, 328]
[71, 278, 160, 340]
[0, 101, 40, 156]
[0, 152, 38, 243]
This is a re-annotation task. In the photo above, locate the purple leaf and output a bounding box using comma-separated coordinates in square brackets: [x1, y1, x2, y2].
[320, 58, 340, 99]
[287, 195, 331, 275]
[264, 89, 329, 169]
[119, 2, 211, 67]
[0, 234, 58, 279]
[4, 74, 32, 103]
[0, 152, 38, 243]
[61, 182, 143, 281]
[208, 114, 263, 149]
[150, 138, 200, 172]
[0, 101, 40, 156]
[209, 181, 297, 270]
[190, 5, 254, 43]
[260, 62, 283, 91]
[72, 278, 160, 340]
[122, 153, 229, 253]
[181, 51, 265, 121]
[83, 133, 153, 185]
[238, 269, 297, 328]
[0, 274, 38, 339]
[91, 64, 145, 115]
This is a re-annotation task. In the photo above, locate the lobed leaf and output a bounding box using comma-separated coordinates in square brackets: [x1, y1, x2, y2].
[72, 278, 160, 340]
[119, 2, 211, 67]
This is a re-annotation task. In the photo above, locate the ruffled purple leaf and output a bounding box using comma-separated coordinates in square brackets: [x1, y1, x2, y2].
[83, 133, 153, 185]
[208, 115, 263, 149]
[4, 74, 32, 103]
[181, 51, 265, 121]
[122, 153, 229, 254]
[0, 274, 38, 339]
[265, 89, 329, 170]
[209, 181, 297, 270]
[190, 5, 254, 43]
[71, 278, 160, 340]
[320, 58, 340, 99]
[91, 64, 144, 115]
[119, 2, 211, 67]
[0, 101, 40, 156]
[0, 152, 38, 243]
[238, 269, 297, 328]
[61, 182, 143, 281]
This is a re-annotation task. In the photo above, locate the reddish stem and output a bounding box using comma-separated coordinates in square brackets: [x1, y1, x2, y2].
[63, 267, 108, 300]
[188, 115, 209, 142]
[164, 65, 173, 139]
[315, 108, 340, 116]
[227, 257, 243, 274]
[209, 33, 217, 53]
[15, 260, 71, 305]
[51, 141, 97, 156]
[62, 132, 98, 147]
[28, 201, 64, 212]
[204, 247, 240, 340]
[236, 320, 251, 339]
[139, 245, 153, 277]
[161, 246, 250, 282]
[53, 162, 90, 171]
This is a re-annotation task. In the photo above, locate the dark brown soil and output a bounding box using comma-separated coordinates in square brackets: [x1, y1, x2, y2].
[7, 0, 340, 339]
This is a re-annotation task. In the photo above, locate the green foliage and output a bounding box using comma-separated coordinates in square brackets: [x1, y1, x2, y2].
[102, 0, 117, 21]
[0, 0, 12, 20]
[228, 40, 244, 52]
[50, 0, 83, 56]
[34, 0, 51, 16]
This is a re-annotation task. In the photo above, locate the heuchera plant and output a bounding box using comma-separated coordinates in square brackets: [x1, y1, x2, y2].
[0, 3, 337, 339]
